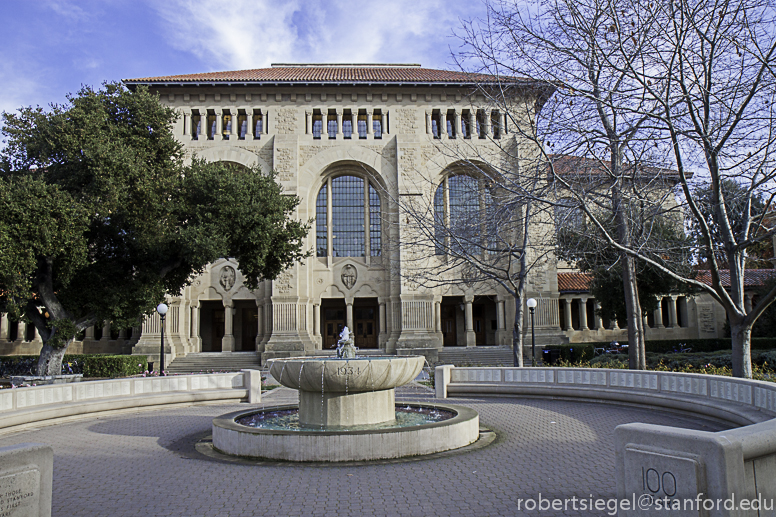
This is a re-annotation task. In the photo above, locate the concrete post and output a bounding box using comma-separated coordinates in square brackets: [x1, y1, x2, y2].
[435, 301, 442, 332]
[563, 298, 573, 330]
[497, 300, 505, 330]
[654, 297, 665, 328]
[379, 302, 386, 333]
[464, 299, 475, 347]
[190, 304, 201, 351]
[578, 298, 589, 330]
[182, 110, 189, 136]
[346, 302, 353, 331]
[222, 302, 235, 352]
[439, 111, 448, 139]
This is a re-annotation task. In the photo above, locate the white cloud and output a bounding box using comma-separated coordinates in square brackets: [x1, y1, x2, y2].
[146, 0, 478, 70]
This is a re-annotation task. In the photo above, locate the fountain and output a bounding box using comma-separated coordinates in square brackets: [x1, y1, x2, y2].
[212, 327, 480, 462]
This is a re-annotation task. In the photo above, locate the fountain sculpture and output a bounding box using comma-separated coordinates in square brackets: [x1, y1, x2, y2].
[212, 327, 480, 462]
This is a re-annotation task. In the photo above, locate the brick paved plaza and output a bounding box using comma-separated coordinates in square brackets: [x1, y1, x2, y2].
[0, 384, 726, 517]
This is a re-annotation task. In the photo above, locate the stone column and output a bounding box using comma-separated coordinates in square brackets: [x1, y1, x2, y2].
[182, 110, 190, 136]
[497, 301, 505, 330]
[198, 110, 205, 139]
[16, 321, 26, 342]
[222, 302, 235, 352]
[425, 111, 432, 135]
[101, 322, 111, 341]
[32, 324, 41, 343]
[304, 110, 311, 135]
[379, 302, 386, 333]
[246, 110, 254, 139]
[85, 325, 95, 341]
[654, 297, 665, 328]
[667, 295, 678, 328]
[351, 110, 358, 139]
[483, 110, 491, 136]
[0, 313, 8, 341]
[263, 110, 269, 135]
[452, 111, 460, 138]
[439, 111, 448, 139]
[594, 301, 604, 330]
[609, 317, 620, 331]
[435, 301, 442, 332]
[464, 298, 475, 347]
[335, 110, 342, 136]
[313, 303, 321, 336]
[346, 302, 354, 331]
[469, 111, 476, 138]
[563, 298, 573, 330]
[216, 110, 223, 139]
[230, 110, 238, 137]
[366, 112, 373, 137]
[578, 298, 589, 331]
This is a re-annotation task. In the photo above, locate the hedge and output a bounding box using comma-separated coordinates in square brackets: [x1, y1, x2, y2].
[584, 338, 776, 354]
[0, 354, 146, 378]
[543, 344, 595, 364]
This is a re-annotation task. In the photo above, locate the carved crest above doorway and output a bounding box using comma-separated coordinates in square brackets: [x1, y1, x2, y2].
[341, 264, 357, 290]
[219, 265, 236, 291]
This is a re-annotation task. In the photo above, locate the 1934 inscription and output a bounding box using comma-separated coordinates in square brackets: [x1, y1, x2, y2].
[0, 468, 40, 517]
[336, 366, 364, 376]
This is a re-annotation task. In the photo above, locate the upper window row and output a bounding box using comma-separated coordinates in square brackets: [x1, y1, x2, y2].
[191, 109, 266, 141]
[428, 109, 507, 140]
[310, 109, 386, 140]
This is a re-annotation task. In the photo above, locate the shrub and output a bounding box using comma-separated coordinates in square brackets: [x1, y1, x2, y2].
[585, 338, 776, 354]
[82, 355, 147, 378]
[0, 354, 145, 378]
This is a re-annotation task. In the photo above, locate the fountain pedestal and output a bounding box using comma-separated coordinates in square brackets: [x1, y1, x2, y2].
[299, 389, 395, 426]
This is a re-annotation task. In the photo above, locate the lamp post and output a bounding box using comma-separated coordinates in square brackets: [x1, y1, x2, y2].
[526, 298, 537, 366]
[156, 303, 168, 375]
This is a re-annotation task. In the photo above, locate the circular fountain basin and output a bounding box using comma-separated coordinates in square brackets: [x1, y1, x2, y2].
[268, 356, 425, 427]
[212, 403, 480, 462]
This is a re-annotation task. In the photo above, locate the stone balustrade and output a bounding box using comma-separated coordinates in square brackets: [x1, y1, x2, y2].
[0, 371, 261, 433]
[435, 365, 776, 510]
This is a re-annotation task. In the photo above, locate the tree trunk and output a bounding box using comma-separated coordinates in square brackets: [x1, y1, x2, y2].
[513, 295, 525, 367]
[621, 255, 646, 370]
[36, 341, 71, 376]
[730, 322, 753, 378]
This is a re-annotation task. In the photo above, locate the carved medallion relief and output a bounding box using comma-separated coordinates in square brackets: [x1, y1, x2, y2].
[341, 264, 357, 290]
[219, 266, 236, 291]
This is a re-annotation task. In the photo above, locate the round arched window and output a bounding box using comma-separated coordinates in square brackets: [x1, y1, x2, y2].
[434, 175, 498, 255]
[316, 175, 381, 257]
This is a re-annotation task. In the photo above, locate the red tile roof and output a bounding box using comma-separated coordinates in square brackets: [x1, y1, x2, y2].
[124, 65, 530, 85]
[549, 154, 681, 179]
[558, 269, 776, 293]
[558, 272, 592, 292]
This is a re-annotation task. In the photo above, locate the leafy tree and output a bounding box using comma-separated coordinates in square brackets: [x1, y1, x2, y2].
[0, 83, 310, 375]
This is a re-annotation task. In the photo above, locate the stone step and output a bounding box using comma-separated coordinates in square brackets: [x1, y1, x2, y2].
[167, 352, 261, 373]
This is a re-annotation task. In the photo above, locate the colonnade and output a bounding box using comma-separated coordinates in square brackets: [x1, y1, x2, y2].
[425, 109, 506, 139]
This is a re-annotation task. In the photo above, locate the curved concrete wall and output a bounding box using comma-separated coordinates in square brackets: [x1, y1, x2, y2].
[436, 366, 776, 513]
[0, 371, 261, 432]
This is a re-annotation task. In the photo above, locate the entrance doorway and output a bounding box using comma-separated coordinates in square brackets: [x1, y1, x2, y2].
[200, 301, 224, 352]
[239, 307, 258, 351]
[441, 297, 463, 346]
[321, 299, 345, 349]
[320, 298, 379, 349]
[353, 298, 378, 349]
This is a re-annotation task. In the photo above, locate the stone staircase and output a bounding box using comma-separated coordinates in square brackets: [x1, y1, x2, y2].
[167, 352, 261, 374]
[437, 346, 518, 367]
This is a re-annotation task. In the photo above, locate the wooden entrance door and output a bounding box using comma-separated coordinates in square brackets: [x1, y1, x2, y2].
[354, 306, 377, 349]
[323, 306, 346, 349]
[211, 309, 225, 352]
[441, 305, 457, 347]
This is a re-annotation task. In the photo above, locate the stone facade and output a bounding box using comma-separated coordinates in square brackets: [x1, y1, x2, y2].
[0, 65, 742, 365]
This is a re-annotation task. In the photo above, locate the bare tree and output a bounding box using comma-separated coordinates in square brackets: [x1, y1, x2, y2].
[457, 0, 680, 369]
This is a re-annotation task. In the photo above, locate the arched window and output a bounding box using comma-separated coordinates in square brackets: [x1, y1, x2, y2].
[316, 175, 382, 258]
[434, 175, 499, 255]
[554, 197, 584, 230]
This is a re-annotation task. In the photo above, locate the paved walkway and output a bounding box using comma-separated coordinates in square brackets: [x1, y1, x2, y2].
[0, 383, 727, 517]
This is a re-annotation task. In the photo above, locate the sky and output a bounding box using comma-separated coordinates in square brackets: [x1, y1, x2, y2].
[1, 0, 488, 115]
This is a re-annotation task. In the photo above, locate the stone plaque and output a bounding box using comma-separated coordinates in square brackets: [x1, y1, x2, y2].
[623, 447, 703, 516]
[0, 467, 40, 517]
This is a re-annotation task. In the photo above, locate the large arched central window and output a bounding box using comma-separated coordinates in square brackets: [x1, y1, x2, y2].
[434, 174, 498, 255]
[316, 175, 381, 257]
